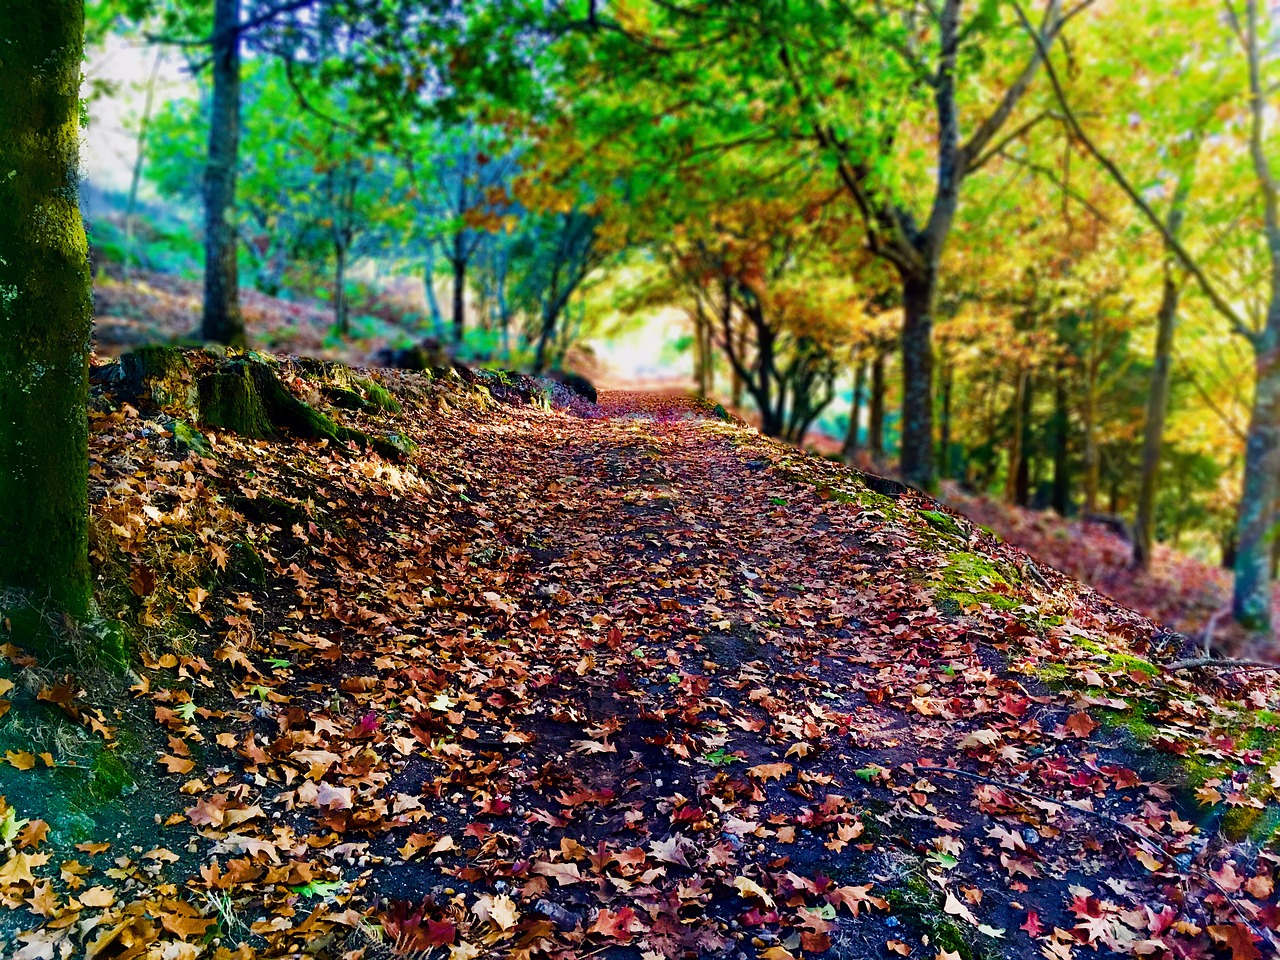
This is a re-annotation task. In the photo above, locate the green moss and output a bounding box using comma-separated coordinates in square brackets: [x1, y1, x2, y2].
[1098, 698, 1158, 744]
[230, 541, 267, 586]
[89, 747, 135, 802]
[885, 869, 984, 960]
[170, 419, 210, 457]
[357, 378, 402, 414]
[921, 509, 962, 537]
[198, 363, 274, 438]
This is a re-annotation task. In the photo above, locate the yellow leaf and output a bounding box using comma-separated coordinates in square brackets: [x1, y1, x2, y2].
[733, 876, 775, 907]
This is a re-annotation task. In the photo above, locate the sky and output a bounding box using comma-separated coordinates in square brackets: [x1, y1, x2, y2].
[83, 35, 196, 197]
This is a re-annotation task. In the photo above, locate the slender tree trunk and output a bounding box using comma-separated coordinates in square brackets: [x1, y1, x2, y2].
[451, 248, 466, 345]
[938, 358, 953, 480]
[1007, 368, 1026, 504]
[1233, 333, 1280, 630]
[900, 269, 937, 488]
[1016, 373, 1033, 507]
[1051, 364, 1070, 515]
[701, 310, 715, 396]
[1133, 264, 1181, 568]
[1083, 364, 1100, 514]
[731, 323, 747, 409]
[843, 359, 866, 459]
[334, 243, 348, 337]
[692, 299, 709, 396]
[124, 48, 164, 282]
[869, 350, 886, 460]
[202, 0, 245, 346]
[0, 0, 94, 632]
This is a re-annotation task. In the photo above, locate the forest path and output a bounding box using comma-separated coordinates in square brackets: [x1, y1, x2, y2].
[328, 388, 1204, 959]
[52, 372, 1266, 960]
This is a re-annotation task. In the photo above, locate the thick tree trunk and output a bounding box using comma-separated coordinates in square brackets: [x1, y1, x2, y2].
[0, 0, 94, 630]
[1133, 266, 1181, 569]
[1233, 336, 1280, 630]
[869, 351, 886, 460]
[900, 270, 936, 488]
[692, 299, 710, 396]
[202, 0, 245, 346]
[452, 251, 466, 345]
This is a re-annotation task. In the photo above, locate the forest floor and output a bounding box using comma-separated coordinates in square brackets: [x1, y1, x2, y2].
[932, 491, 1260, 659]
[3, 357, 1280, 960]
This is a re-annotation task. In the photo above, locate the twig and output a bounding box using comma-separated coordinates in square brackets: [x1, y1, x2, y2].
[1164, 657, 1280, 672]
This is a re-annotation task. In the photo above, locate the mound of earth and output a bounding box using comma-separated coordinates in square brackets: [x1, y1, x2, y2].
[1, 352, 1278, 960]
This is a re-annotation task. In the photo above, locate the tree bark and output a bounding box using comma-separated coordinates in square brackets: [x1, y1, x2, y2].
[0, 0, 94, 630]
[938, 356, 953, 480]
[843, 359, 866, 459]
[202, 0, 245, 346]
[451, 248, 466, 346]
[334, 243, 349, 337]
[1083, 358, 1100, 514]
[1007, 368, 1027, 505]
[1233, 339, 1280, 629]
[1016, 373, 1033, 507]
[900, 270, 936, 487]
[1051, 364, 1070, 515]
[1133, 264, 1181, 568]
[869, 350, 886, 460]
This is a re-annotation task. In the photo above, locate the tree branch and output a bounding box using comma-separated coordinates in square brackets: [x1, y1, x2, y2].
[1011, 0, 1258, 343]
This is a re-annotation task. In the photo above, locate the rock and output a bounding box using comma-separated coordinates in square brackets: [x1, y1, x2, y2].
[547, 369, 597, 403]
[373, 336, 450, 372]
[534, 899, 580, 929]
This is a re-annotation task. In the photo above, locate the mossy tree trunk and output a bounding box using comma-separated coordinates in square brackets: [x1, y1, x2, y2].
[0, 0, 94, 626]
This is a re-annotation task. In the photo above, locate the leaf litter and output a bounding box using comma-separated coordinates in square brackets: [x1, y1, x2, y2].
[0, 355, 1278, 960]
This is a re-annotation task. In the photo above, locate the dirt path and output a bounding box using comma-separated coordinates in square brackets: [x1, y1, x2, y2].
[21, 380, 1275, 960]
[308, 391, 1239, 960]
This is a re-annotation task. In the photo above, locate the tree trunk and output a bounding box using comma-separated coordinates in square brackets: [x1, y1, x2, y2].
[843, 359, 866, 459]
[1016, 373, 1033, 507]
[1083, 366, 1100, 514]
[1233, 337, 1280, 630]
[869, 351, 886, 460]
[124, 48, 164, 283]
[692, 299, 709, 396]
[451, 251, 466, 345]
[1007, 368, 1026, 505]
[1133, 264, 1181, 569]
[334, 243, 349, 337]
[900, 270, 936, 488]
[202, 0, 245, 346]
[0, 0, 94, 632]
[938, 357, 953, 480]
[1051, 365, 1070, 515]
[731, 323, 747, 409]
